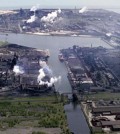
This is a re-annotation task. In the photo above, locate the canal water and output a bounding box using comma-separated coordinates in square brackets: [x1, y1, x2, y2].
[0, 33, 111, 134]
[64, 103, 90, 134]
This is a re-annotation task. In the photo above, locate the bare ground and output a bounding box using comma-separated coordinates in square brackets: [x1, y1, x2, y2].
[0, 127, 61, 134]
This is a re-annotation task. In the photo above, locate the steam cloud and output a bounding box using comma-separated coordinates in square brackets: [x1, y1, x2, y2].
[13, 57, 61, 87]
[13, 65, 24, 75]
[13, 58, 28, 75]
[106, 33, 112, 37]
[79, 6, 87, 13]
[41, 9, 62, 23]
[27, 14, 38, 23]
[26, 4, 40, 23]
[38, 61, 61, 87]
[30, 4, 40, 12]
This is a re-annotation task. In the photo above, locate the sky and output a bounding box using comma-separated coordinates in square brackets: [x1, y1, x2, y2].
[0, 0, 120, 9]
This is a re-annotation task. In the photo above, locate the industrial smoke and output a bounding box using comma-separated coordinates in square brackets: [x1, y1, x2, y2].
[41, 9, 62, 23]
[13, 65, 24, 75]
[38, 60, 61, 87]
[79, 6, 87, 13]
[27, 15, 38, 23]
[30, 4, 40, 12]
[27, 4, 40, 23]
[13, 58, 28, 75]
[106, 33, 112, 37]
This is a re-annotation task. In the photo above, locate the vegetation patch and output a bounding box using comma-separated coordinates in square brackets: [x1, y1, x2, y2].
[0, 95, 70, 134]
[0, 41, 8, 46]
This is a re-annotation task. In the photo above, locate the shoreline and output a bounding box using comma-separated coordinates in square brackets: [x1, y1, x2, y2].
[0, 31, 98, 38]
[0, 31, 114, 49]
[24, 32, 115, 49]
[24, 31, 98, 38]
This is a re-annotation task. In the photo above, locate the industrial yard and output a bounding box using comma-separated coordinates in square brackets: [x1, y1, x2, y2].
[0, 7, 120, 47]
[0, 42, 55, 96]
[60, 46, 120, 92]
[81, 99, 120, 134]
[60, 45, 120, 133]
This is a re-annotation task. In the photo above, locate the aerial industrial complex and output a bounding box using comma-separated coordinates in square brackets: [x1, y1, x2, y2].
[0, 6, 120, 134]
[0, 7, 120, 47]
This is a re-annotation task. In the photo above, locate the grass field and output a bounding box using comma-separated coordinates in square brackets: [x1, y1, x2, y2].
[0, 95, 70, 134]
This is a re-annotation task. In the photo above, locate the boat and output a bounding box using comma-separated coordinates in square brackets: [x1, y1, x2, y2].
[58, 53, 64, 62]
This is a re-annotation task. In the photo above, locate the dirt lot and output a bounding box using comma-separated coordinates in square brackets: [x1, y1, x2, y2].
[0, 127, 61, 134]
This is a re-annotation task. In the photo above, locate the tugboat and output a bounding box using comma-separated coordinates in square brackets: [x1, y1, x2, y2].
[58, 53, 64, 62]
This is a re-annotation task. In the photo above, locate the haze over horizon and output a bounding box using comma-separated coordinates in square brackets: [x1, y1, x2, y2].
[0, 0, 120, 9]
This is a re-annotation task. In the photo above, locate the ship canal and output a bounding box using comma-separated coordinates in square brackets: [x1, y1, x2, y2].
[65, 103, 90, 134]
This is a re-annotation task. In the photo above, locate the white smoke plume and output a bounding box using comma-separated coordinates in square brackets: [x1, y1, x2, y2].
[30, 4, 40, 12]
[13, 57, 29, 75]
[106, 33, 112, 37]
[41, 9, 62, 23]
[58, 8, 62, 14]
[39, 61, 47, 68]
[27, 14, 38, 23]
[13, 65, 24, 75]
[38, 69, 46, 80]
[38, 61, 61, 87]
[79, 6, 87, 13]
[39, 60, 52, 76]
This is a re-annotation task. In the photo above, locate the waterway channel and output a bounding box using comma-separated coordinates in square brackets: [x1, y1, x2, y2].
[0, 33, 112, 134]
[65, 103, 90, 134]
